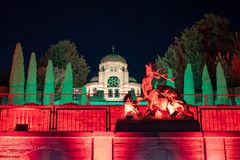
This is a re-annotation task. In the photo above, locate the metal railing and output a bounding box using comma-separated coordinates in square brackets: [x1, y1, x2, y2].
[199, 107, 240, 131]
[1, 93, 240, 106]
[1, 102, 240, 132]
[0, 104, 111, 132]
[55, 106, 110, 132]
[0, 105, 51, 131]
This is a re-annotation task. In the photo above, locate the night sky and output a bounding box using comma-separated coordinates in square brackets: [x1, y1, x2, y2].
[1, 1, 240, 84]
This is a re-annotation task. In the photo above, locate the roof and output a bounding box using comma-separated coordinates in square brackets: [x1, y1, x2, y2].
[90, 76, 99, 82]
[129, 77, 137, 82]
[100, 53, 127, 64]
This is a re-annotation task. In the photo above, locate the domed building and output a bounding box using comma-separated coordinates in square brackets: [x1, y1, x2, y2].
[85, 48, 141, 101]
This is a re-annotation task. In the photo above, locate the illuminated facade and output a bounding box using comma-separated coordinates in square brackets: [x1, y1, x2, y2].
[85, 49, 141, 101]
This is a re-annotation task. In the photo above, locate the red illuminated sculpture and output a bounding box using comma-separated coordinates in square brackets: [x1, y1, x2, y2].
[139, 64, 193, 119]
[123, 93, 142, 119]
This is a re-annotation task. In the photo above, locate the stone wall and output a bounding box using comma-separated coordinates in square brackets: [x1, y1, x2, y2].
[1, 132, 240, 160]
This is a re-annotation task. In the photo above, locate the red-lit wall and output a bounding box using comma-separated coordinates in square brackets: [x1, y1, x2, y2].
[0, 132, 240, 159]
[1, 104, 240, 159]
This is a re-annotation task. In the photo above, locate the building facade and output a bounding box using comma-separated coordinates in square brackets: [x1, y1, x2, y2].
[85, 50, 141, 101]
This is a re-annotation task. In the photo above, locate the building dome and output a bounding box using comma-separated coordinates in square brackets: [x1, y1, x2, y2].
[90, 76, 99, 82]
[100, 54, 127, 64]
[129, 77, 137, 82]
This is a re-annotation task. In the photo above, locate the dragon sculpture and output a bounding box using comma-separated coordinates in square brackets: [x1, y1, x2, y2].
[139, 64, 193, 119]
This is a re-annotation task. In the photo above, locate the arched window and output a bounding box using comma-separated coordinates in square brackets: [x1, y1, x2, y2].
[92, 88, 97, 96]
[101, 66, 105, 72]
[137, 89, 140, 96]
[115, 89, 120, 97]
[108, 89, 113, 97]
[128, 88, 135, 97]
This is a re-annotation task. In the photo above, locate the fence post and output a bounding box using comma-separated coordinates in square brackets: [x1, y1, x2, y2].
[50, 94, 54, 105]
[204, 95, 208, 106]
[49, 94, 56, 132]
[49, 105, 57, 132]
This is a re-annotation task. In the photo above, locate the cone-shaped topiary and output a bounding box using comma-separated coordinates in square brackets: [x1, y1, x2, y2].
[215, 63, 230, 105]
[184, 63, 195, 104]
[202, 64, 214, 105]
[9, 43, 25, 104]
[81, 85, 87, 105]
[25, 52, 37, 104]
[43, 60, 55, 105]
[61, 63, 73, 104]
[235, 93, 240, 105]
[166, 68, 175, 88]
